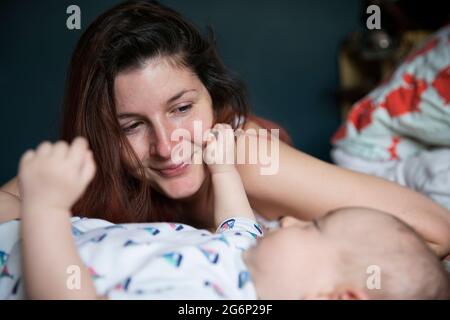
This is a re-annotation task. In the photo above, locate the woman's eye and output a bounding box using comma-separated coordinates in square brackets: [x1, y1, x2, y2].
[174, 104, 192, 114]
[123, 122, 142, 133]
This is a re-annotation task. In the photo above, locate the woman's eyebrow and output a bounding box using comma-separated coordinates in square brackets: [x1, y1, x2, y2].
[117, 112, 141, 120]
[117, 89, 197, 119]
[166, 89, 197, 104]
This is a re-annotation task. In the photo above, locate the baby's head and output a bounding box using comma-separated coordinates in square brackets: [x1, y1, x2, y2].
[244, 207, 450, 299]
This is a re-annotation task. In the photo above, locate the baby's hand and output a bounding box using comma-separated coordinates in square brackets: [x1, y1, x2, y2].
[18, 137, 96, 213]
[204, 123, 236, 174]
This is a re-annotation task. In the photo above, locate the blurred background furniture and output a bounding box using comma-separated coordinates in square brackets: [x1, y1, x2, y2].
[337, 0, 450, 118]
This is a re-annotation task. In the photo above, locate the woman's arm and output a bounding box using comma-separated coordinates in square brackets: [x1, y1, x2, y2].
[1, 176, 20, 198]
[0, 177, 21, 223]
[237, 127, 450, 258]
[0, 190, 21, 222]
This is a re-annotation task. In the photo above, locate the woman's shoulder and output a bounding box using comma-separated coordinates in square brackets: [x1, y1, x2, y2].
[242, 114, 293, 146]
[0, 190, 21, 223]
[0, 177, 20, 198]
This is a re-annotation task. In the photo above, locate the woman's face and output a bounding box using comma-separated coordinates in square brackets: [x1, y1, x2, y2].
[114, 58, 214, 199]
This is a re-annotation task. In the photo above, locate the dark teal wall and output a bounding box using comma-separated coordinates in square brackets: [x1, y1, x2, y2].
[0, 0, 361, 184]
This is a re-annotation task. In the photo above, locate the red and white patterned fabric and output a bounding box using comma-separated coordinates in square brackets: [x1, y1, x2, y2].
[332, 25, 450, 161]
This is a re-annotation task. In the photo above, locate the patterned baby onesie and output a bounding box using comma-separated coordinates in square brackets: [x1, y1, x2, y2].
[0, 217, 263, 299]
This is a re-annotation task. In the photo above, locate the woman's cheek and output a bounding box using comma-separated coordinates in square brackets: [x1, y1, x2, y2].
[126, 132, 148, 163]
[178, 115, 200, 144]
[190, 112, 213, 143]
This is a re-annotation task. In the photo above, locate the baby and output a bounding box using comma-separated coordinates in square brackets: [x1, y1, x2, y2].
[7, 124, 450, 299]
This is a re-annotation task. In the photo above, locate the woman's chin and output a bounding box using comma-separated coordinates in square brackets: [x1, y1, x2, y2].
[151, 165, 206, 199]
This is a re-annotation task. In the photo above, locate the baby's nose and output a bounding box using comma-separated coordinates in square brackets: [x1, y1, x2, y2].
[280, 217, 310, 228]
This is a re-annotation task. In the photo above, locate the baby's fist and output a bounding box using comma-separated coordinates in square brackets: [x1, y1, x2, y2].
[18, 137, 96, 212]
[203, 123, 236, 174]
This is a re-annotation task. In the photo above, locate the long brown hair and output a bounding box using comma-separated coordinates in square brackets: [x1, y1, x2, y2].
[60, 0, 250, 223]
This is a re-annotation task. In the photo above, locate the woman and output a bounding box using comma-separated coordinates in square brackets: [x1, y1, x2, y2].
[1, 0, 449, 257]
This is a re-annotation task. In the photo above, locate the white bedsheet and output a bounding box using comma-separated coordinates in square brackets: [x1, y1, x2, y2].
[332, 147, 450, 211]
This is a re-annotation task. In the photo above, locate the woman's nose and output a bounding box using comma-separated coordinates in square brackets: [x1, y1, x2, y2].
[150, 122, 173, 159]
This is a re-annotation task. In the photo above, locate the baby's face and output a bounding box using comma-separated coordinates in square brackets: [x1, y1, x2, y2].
[244, 208, 398, 299]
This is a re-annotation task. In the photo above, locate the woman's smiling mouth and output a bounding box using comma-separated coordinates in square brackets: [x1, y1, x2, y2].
[151, 162, 190, 178]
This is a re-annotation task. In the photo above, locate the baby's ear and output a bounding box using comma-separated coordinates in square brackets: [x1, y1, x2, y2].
[307, 287, 370, 300]
[332, 287, 370, 300]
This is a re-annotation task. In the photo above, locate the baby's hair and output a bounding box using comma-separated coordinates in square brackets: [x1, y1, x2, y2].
[334, 209, 450, 299]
